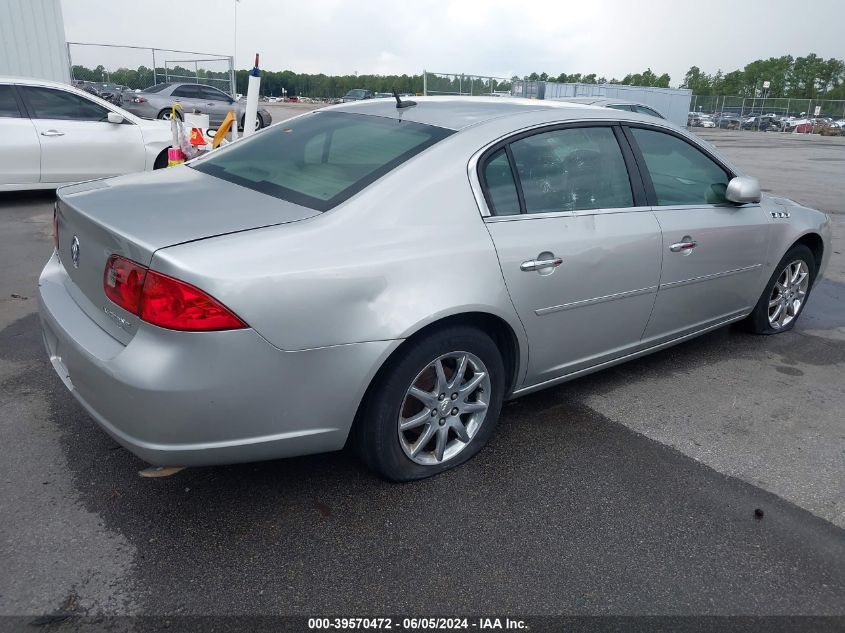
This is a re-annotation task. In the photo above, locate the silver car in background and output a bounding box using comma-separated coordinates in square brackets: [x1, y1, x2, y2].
[121, 82, 272, 130]
[560, 97, 665, 118]
[39, 97, 831, 481]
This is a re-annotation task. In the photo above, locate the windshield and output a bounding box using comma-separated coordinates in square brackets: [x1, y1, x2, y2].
[193, 111, 453, 211]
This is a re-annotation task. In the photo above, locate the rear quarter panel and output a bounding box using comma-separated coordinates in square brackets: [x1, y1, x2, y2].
[149, 132, 527, 361]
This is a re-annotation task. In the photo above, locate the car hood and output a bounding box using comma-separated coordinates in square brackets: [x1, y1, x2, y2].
[57, 165, 320, 265]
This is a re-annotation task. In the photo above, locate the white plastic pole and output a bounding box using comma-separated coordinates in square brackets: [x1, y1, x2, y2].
[243, 53, 261, 138]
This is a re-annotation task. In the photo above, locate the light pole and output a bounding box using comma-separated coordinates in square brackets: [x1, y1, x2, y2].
[233, 0, 240, 69]
[762, 80, 770, 117]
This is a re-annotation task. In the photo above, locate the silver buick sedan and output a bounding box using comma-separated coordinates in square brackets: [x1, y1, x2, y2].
[39, 97, 831, 481]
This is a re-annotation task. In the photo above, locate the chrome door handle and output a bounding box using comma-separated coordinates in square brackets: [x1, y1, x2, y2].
[40, 130, 64, 137]
[670, 238, 697, 252]
[520, 257, 563, 272]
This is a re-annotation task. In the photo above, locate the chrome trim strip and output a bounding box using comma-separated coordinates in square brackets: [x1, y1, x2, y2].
[482, 206, 654, 222]
[659, 264, 762, 290]
[535, 286, 657, 316]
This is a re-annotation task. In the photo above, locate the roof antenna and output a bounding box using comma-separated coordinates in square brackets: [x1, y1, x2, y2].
[393, 87, 417, 109]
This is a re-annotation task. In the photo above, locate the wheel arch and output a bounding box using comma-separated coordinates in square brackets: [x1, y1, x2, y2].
[152, 147, 170, 170]
[791, 232, 824, 275]
[347, 309, 526, 446]
[398, 311, 523, 397]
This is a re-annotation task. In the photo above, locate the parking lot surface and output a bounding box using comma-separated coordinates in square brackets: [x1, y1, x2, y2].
[0, 129, 843, 617]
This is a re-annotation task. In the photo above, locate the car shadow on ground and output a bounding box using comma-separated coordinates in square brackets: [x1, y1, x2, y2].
[2, 283, 844, 613]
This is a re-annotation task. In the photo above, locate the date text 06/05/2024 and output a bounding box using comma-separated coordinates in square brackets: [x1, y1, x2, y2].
[307, 617, 528, 630]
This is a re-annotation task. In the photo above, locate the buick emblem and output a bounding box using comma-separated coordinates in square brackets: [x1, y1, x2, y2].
[70, 236, 80, 268]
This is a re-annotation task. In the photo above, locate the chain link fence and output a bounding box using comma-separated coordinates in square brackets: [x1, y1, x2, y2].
[689, 95, 845, 132]
[422, 71, 511, 97]
[67, 43, 235, 96]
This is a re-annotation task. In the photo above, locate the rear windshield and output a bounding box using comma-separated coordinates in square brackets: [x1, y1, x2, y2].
[142, 83, 171, 94]
[193, 111, 453, 210]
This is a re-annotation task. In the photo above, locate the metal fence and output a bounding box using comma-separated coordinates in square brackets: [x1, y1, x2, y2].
[422, 71, 511, 97]
[690, 95, 845, 121]
[66, 42, 235, 96]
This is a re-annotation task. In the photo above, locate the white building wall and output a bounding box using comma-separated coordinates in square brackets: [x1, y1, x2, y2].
[0, 0, 70, 83]
[517, 81, 693, 127]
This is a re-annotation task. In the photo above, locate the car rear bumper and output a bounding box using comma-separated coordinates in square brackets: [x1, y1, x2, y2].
[38, 253, 398, 466]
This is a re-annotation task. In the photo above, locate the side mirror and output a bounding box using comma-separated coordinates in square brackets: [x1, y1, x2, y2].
[725, 175, 761, 204]
[107, 112, 124, 124]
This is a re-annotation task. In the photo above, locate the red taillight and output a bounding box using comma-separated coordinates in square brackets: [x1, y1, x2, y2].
[132, 97, 147, 103]
[140, 270, 246, 331]
[103, 256, 245, 332]
[104, 255, 147, 315]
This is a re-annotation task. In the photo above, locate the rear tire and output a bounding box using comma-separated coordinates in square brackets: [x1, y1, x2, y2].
[744, 244, 816, 334]
[352, 326, 505, 481]
[157, 108, 182, 121]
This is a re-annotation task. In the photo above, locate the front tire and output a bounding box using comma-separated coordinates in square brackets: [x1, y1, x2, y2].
[745, 244, 815, 334]
[352, 326, 505, 481]
[240, 114, 264, 131]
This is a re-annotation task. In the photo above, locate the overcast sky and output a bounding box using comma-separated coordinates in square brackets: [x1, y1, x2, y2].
[61, 0, 842, 85]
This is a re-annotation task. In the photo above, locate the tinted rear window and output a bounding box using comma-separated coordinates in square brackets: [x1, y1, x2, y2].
[142, 83, 171, 94]
[193, 111, 453, 211]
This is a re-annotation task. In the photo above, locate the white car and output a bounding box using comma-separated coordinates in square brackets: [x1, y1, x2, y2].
[0, 76, 172, 191]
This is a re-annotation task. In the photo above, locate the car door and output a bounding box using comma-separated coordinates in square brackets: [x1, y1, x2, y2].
[480, 124, 662, 385]
[0, 84, 40, 186]
[18, 85, 145, 184]
[625, 125, 770, 342]
[199, 86, 233, 125]
[170, 84, 205, 115]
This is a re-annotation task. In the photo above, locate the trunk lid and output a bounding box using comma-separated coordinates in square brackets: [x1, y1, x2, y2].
[56, 166, 319, 343]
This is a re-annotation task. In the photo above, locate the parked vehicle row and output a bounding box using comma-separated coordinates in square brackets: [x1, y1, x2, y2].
[688, 112, 716, 127]
[72, 80, 130, 104]
[689, 110, 845, 134]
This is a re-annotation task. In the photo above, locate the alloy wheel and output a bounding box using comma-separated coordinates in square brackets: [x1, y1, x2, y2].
[397, 351, 491, 466]
[768, 260, 810, 329]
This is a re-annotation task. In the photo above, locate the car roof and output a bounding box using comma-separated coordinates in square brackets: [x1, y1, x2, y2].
[0, 75, 80, 89]
[324, 95, 628, 131]
[558, 97, 639, 107]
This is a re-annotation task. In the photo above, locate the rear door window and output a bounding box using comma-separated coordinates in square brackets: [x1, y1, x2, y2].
[507, 126, 634, 213]
[194, 111, 453, 210]
[481, 149, 521, 216]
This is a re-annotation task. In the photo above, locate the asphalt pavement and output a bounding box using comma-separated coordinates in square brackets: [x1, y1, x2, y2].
[0, 129, 843, 619]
